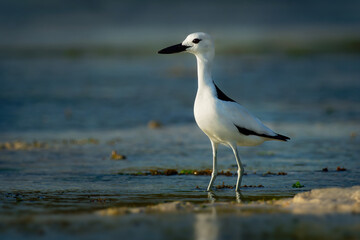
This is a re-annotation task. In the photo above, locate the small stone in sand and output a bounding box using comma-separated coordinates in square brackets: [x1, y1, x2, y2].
[336, 166, 346, 171]
[111, 151, 126, 160]
[148, 120, 162, 129]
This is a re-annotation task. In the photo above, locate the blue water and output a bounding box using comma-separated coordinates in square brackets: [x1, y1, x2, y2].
[1, 55, 360, 132]
[0, 54, 359, 215]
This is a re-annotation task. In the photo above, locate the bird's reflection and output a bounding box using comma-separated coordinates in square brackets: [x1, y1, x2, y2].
[207, 191, 217, 203]
[194, 190, 245, 240]
[194, 192, 219, 240]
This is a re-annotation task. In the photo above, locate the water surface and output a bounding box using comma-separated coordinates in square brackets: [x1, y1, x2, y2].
[1, 55, 359, 216]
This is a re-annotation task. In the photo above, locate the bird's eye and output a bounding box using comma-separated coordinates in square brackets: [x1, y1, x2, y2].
[192, 38, 201, 44]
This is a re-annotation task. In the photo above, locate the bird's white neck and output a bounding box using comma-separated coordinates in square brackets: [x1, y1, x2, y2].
[195, 54, 214, 90]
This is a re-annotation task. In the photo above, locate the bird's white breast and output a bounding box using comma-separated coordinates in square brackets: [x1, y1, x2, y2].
[194, 86, 238, 144]
[194, 86, 216, 133]
[194, 84, 267, 146]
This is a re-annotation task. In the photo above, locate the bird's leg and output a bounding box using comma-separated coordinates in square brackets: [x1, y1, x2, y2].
[207, 140, 218, 191]
[207, 191, 216, 203]
[230, 144, 244, 192]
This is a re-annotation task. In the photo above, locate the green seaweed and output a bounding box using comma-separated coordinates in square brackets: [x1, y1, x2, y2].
[179, 169, 195, 175]
[292, 181, 304, 188]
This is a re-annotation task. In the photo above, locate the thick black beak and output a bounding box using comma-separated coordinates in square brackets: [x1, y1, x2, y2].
[158, 43, 189, 54]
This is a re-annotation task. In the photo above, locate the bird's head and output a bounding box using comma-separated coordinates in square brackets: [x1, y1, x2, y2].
[158, 32, 214, 60]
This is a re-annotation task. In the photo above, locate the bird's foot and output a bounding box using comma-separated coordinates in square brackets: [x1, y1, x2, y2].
[235, 191, 244, 203]
[208, 191, 216, 203]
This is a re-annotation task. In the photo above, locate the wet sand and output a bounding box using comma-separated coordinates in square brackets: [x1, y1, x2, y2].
[0, 187, 359, 240]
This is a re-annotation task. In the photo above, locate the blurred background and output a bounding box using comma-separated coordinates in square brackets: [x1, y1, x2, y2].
[0, 0, 359, 131]
[0, 1, 360, 238]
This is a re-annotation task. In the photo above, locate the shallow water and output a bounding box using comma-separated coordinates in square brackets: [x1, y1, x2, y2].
[1, 55, 360, 131]
[0, 54, 359, 218]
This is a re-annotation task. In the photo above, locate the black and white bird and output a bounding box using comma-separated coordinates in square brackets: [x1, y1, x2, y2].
[158, 32, 290, 192]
